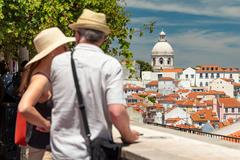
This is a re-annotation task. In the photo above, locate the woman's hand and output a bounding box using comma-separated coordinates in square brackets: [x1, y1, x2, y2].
[36, 120, 51, 133]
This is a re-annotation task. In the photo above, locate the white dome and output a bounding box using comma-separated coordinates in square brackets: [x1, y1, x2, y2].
[152, 31, 174, 55]
[152, 41, 174, 55]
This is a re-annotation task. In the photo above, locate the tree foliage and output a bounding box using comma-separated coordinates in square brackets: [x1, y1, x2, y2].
[136, 60, 153, 72]
[0, 0, 134, 65]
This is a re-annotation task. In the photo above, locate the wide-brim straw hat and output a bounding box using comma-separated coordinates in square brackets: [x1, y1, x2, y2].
[25, 27, 75, 68]
[69, 9, 111, 35]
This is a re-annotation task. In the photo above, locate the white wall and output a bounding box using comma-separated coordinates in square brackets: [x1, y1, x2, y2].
[179, 67, 196, 86]
[209, 78, 233, 97]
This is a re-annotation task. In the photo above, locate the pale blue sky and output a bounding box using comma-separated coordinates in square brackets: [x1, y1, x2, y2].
[123, 0, 240, 68]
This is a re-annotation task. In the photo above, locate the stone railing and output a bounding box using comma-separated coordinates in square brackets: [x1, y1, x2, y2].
[113, 122, 240, 160]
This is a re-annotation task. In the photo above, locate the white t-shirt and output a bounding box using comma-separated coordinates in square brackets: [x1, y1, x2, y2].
[50, 43, 126, 160]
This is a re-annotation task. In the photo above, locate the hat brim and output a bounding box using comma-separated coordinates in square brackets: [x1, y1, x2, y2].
[25, 37, 75, 69]
[69, 20, 110, 35]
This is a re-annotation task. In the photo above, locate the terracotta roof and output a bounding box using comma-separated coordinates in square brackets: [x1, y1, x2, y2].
[176, 89, 190, 93]
[196, 65, 240, 73]
[147, 80, 158, 86]
[219, 97, 240, 108]
[176, 100, 194, 107]
[154, 103, 164, 109]
[128, 94, 145, 100]
[166, 93, 179, 98]
[124, 83, 144, 90]
[166, 118, 182, 124]
[159, 97, 176, 103]
[233, 82, 240, 87]
[191, 109, 219, 122]
[159, 77, 174, 81]
[187, 92, 200, 99]
[160, 68, 183, 73]
[207, 90, 225, 95]
[176, 124, 197, 129]
[187, 90, 225, 99]
[204, 100, 213, 106]
[228, 130, 240, 138]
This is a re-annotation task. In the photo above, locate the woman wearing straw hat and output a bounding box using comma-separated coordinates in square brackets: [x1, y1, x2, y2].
[18, 27, 75, 160]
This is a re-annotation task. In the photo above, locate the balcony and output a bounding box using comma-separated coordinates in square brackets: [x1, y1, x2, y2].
[114, 122, 240, 160]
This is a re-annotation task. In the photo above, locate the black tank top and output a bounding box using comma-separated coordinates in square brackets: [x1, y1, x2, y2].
[26, 100, 52, 149]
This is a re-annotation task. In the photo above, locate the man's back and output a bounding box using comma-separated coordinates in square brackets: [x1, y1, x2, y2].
[50, 43, 125, 159]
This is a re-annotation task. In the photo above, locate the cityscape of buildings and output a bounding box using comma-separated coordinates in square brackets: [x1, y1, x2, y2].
[123, 30, 240, 139]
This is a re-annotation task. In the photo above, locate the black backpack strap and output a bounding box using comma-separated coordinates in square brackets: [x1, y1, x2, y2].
[70, 48, 91, 141]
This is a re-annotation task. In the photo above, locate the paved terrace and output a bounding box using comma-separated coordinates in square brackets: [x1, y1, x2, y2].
[113, 122, 240, 160]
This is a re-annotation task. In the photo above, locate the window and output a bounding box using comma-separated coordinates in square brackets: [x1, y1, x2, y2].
[191, 74, 194, 78]
[211, 67, 214, 71]
[200, 82, 203, 87]
[230, 74, 233, 78]
[206, 67, 209, 71]
[225, 108, 228, 113]
[200, 73, 203, 78]
[216, 73, 220, 78]
[185, 74, 189, 79]
[211, 73, 214, 78]
[159, 58, 163, 64]
[232, 108, 234, 113]
[158, 74, 163, 80]
[153, 58, 156, 66]
[167, 58, 171, 65]
[205, 73, 208, 78]
[205, 82, 208, 86]
[238, 108, 240, 113]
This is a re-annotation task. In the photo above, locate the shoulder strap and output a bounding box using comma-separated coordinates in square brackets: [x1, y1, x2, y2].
[70, 48, 91, 141]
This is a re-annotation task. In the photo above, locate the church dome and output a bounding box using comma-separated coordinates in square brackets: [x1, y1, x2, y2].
[152, 31, 174, 55]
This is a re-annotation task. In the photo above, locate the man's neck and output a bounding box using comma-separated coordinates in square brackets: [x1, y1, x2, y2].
[78, 39, 101, 47]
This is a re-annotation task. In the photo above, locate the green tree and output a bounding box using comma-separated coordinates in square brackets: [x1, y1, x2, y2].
[136, 60, 153, 72]
[0, 0, 134, 65]
[148, 96, 156, 103]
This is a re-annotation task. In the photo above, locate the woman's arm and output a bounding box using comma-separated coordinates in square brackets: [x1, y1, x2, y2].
[18, 74, 51, 131]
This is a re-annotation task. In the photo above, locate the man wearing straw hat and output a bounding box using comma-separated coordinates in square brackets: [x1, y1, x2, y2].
[50, 9, 139, 159]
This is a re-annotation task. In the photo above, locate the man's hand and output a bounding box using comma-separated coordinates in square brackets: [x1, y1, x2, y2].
[121, 129, 140, 144]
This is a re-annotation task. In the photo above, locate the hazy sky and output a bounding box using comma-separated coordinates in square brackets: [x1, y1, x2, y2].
[123, 0, 240, 68]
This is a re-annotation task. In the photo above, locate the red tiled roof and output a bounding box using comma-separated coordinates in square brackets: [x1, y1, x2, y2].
[204, 100, 213, 106]
[147, 80, 158, 86]
[176, 124, 197, 129]
[166, 118, 182, 124]
[124, 83, 144, 90]
[154, 103, 164, 109]
[196, 65, 240, 73]
[187, 90, 225, 99]
[233, 82, 240, 87]
[228, 130, 240, 138]
[219, 98, 240, 108]
[159, 77, 174, 81]
[159, 97, 176, 103]
[176, 100, 194, 106]
[160, 68, 183, 73]
[177, 89, 190, 93]
[191, 109, 219, 122]
[129, 94, 145, 100]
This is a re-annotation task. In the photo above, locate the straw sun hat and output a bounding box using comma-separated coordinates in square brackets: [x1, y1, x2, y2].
[69, 9, 111, 35]
[25, 27, 75, 68]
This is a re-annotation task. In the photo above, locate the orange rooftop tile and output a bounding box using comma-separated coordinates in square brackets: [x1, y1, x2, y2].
[219, 97, 240, 108]
[160, 68, 183, 73]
